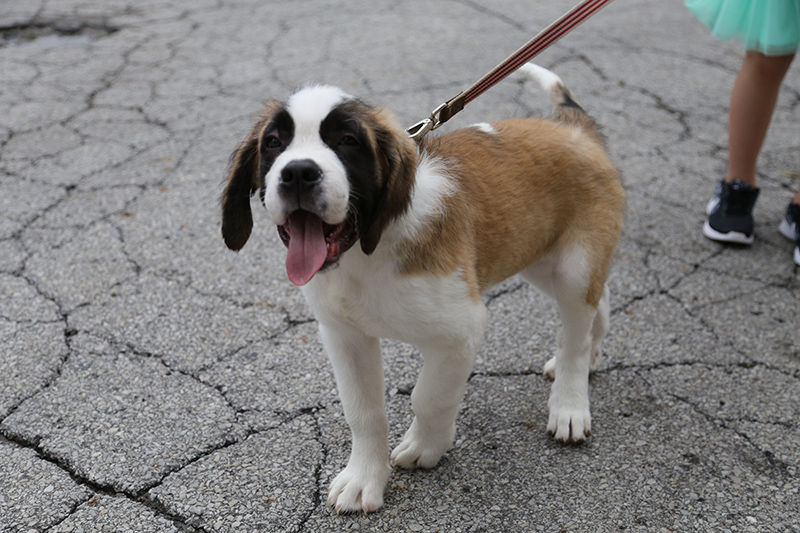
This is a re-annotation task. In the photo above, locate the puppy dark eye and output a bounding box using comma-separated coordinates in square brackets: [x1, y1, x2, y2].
[264, 136, 282, 149]
[339, 134, 358, 147]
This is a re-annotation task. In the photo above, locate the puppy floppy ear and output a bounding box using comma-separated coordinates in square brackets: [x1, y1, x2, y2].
[359, 108, 417, 255]
[221, 111, 271, 251]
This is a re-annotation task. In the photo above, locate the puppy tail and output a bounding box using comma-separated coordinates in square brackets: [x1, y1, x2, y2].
[519, 63, 604, 143]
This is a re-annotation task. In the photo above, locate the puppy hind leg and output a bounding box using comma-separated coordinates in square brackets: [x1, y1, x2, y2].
[523, 265, 609, 380]
[391, 306, 487, 470]
[543, 249, 598, 443]
[519, 261, 562, 379]
[547, 300, 596, 443]
[590, 284, 611, 372]
[542, 329, 564, 380]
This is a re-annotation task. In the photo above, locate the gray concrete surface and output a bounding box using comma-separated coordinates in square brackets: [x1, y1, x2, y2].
[1, 0, 798, 531]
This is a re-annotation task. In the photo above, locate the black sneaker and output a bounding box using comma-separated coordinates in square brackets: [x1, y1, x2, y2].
[703, 179, 760, 244]
[778, 202, 800, 266]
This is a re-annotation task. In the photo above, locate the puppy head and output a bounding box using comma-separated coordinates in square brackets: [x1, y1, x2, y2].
[221, 86, 416, 285]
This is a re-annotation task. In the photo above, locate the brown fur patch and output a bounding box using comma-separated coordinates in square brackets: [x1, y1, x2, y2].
[399, 119, 624, 306]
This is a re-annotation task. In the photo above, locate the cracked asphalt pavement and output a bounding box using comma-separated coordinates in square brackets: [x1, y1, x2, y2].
[1, 0, 799, 531]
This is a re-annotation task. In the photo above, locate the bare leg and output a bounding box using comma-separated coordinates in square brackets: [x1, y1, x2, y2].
[726, 51, 794, 186]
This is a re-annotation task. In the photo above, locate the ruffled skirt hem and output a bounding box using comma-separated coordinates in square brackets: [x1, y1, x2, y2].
[686, 0, 800, 56]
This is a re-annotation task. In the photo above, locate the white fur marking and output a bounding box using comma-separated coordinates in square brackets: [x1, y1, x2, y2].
[263, 86, 353, 226]
[472, 122, 498, 135]
[286, 85, 350, 138]
[385, 153, 457, 245]
[518, 63, 563, 93]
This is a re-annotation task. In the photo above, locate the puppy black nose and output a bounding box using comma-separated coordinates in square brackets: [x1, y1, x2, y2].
[280, 159, 323, 191]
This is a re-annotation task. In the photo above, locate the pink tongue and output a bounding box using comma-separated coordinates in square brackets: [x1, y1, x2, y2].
[286, 211, 328, 286]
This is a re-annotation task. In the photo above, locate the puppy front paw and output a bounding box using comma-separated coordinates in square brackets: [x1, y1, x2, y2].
[390, 419, 454, 469]
[327, 460, 390, 514]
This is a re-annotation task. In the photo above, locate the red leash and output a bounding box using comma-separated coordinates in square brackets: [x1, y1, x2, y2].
[407, 0, 615, 141]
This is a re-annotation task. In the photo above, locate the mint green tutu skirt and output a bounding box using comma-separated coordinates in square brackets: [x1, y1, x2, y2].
[686, 0, 800, 56]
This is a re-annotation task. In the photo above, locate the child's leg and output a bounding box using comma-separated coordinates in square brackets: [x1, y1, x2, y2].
[726, 51, 795, 186]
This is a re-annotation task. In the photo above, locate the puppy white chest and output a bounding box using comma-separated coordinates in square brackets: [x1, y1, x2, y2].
[303, 261, 480, 344]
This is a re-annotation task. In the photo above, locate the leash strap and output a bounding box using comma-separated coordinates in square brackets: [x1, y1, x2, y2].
[407, 0, 615, 141]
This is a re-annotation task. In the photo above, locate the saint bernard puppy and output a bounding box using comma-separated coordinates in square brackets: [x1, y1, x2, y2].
[221, 64, 624, 514]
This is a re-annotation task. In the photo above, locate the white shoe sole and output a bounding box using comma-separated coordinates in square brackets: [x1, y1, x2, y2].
[778, 218, 800, 266]
[703, 220, 754, 245]
[779, 218, 795, 240]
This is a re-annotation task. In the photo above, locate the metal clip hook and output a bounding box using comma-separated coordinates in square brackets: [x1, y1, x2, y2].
[406, 118, 434, 142]
[406, 103, 447, 142]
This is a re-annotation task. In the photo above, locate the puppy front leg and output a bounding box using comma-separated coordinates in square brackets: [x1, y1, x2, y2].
[320, 323, 391, 514]
[391, 307, 486, 469]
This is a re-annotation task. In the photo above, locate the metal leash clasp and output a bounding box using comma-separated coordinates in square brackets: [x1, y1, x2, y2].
[406, 103, 447, 142]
